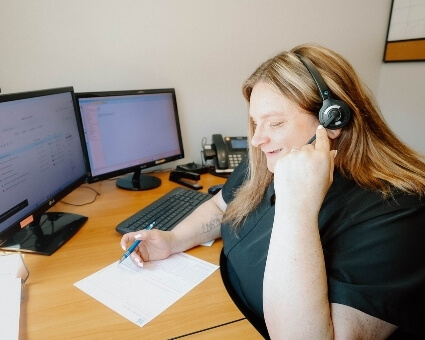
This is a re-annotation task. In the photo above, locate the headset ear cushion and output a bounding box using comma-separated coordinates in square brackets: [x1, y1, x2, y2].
[319, 98, 351, 129]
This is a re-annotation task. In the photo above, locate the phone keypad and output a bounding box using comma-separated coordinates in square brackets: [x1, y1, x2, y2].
[229, 154, 243, 168]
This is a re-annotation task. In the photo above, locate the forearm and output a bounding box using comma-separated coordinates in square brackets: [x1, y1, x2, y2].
[263, 202, 332, 339]
[170, 197, 223, 254]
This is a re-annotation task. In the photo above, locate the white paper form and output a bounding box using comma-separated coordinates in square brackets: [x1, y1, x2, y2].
[74, 252, 219, 327]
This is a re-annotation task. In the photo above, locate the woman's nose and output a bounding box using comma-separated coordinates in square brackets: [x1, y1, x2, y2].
[251, 126, 268, 147]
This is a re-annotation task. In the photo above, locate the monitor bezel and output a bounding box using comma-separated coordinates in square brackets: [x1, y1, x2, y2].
[0, 86, 89, 246]
[75, 88, 185, 184]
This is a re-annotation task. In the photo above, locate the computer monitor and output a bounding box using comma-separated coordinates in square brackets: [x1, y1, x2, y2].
[0, 87, 89, 255]
[75, 88, 184, 190]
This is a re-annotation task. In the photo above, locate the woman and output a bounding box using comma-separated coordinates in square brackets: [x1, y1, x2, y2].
[121, 44, 425, 338]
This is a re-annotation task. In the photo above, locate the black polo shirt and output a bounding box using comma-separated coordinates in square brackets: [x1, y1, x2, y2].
[221, 158, 425, 338]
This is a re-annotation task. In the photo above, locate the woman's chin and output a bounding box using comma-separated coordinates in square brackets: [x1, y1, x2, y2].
[266, 160, 276, 173]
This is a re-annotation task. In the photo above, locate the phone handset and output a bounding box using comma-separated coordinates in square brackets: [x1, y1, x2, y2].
[203, 134, 248, 173]
[212, 134, 228, 169]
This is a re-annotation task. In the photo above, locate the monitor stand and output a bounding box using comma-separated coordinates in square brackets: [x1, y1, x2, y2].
[116, 168, 161, 191]
[0, 212, 87, 255]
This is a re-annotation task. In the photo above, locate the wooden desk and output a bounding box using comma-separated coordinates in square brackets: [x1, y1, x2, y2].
[18, 171, 262, 339]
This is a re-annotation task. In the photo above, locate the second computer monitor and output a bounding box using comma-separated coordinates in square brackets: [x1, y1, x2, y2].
[76, 88, 184, 190]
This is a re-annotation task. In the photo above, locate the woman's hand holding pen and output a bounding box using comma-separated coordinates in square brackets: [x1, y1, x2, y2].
[120, 228, 174, 267]
[274, 125, 336, 214]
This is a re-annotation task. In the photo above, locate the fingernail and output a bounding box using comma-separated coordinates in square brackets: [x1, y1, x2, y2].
[134, 257, 140, 263]
[317, 125, 324, 130]
[334, 150, 338, 158]
[121, 245, 126, 251]
[134, 234, 142, 239]
[138, 262, 144, 268]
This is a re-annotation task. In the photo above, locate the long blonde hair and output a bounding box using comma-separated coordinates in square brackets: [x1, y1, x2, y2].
[223, 43, 425, 228]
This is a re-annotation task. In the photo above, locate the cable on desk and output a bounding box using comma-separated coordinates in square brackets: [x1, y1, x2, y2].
[60, 186, 100, 206]
[168, 317, 246, 339]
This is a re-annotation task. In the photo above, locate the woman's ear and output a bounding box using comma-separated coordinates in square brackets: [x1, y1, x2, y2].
[326, 128, 342, 140]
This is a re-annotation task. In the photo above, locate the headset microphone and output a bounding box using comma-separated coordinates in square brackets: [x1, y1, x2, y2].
[306, 110, 339, 144]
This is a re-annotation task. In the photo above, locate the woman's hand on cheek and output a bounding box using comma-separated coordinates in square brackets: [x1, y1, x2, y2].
[274, 125, 336, 209]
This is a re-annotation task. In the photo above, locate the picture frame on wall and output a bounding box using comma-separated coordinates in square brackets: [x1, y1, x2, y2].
[383, 0, 425, 62]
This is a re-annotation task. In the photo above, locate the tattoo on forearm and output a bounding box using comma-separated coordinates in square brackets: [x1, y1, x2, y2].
[201, 214, 221, 234]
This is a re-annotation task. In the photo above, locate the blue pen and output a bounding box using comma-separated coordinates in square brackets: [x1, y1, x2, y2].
[118, 222, 155, 264]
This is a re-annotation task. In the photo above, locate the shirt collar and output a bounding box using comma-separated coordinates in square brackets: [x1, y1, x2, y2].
[268, 181, 276, 205]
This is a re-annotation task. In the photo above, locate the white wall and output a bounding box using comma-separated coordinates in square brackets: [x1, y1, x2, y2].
[1, 0, 424, 164]
[377, 63, 425, 154]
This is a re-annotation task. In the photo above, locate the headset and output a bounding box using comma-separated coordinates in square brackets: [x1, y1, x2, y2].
[296, 54, 351, 143]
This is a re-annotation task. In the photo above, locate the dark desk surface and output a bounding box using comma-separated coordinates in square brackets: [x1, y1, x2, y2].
[18, 171, 262, 339]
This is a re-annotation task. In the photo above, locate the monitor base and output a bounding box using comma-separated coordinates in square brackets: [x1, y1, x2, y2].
[0, 212, 87, 255]
[116, 173, 161, 191]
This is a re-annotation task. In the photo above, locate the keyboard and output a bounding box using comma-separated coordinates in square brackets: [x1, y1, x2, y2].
[115, 187, 212, 234]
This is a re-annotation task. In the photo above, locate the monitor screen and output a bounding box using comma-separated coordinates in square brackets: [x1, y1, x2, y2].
[75, 88, 184, 190]
[0, 87, 89, 255]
